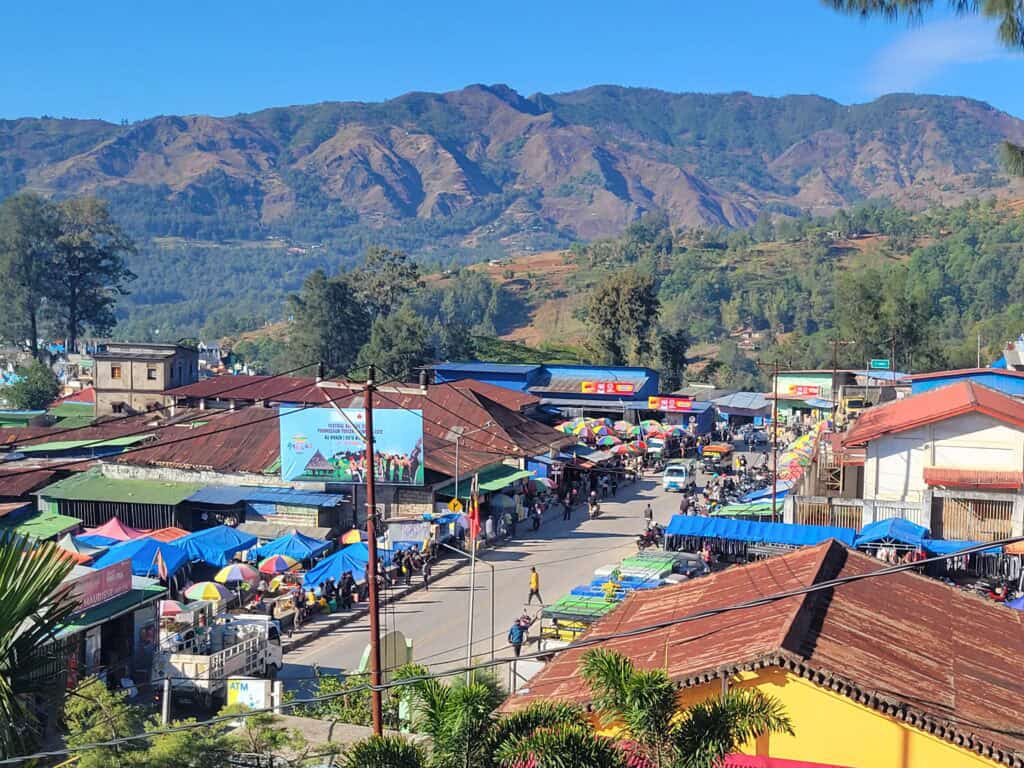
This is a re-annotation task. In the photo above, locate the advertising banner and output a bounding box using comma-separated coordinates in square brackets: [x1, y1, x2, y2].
[67, 560, 133, 612]
[581, 381, 636, 395]
[647, 396, 694, 412]
[280, 407, 424, 484]
[786, 384, 821, 397]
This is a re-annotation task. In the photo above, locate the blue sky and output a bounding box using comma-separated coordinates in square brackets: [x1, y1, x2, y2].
[3, 1, 1023, 122]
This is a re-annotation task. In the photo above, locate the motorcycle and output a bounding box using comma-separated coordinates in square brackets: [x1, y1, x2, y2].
[636, 527, 663, 551]
[588, 501, 601, 519]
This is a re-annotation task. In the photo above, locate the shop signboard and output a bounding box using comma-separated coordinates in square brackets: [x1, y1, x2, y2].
[786, 384, 821, 397]
[67, 560, 133, 613]
[870, 358, 891, 370]
[279, 407, 424, 484]
[580, 381, 636, 395]
[227, 677, 272, 710]
[647, 396, 694, 412]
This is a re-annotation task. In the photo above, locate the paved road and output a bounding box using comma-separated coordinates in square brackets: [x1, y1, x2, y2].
[281, 473, 685, 691]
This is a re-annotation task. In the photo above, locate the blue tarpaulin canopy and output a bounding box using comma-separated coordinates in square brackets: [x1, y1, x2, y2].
[854, 518, 929, 548]
[76, 534, 121, 548]
[303, 542, 393, 588]
[90, 537, 189, 578]
[740, 481, 792, 503]
[250, 531, 330, 561]
[180, 525, 257, 566]
[921, 538, 1002, 556]
[665, 515, 856, 547]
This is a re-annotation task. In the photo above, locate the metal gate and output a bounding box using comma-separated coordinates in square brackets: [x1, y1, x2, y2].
[931, 497, 1013, 542]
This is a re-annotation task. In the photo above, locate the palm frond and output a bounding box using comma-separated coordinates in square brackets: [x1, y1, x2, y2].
[494, 723, 627, 768]
[580, 648, 635, 726]
[485, 702, 588, 767]
[0, 533, 78, 759]
[342, 734, 426, 768]
[670, 689, 793, 768]
[409, 678, 451, 743]
[620, 668, 678, 750]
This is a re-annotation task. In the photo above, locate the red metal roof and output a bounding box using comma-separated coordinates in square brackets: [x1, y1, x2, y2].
[504, 542, 1024, 764]
[843, 380, 1024, 446]
[165, 374, 332, 404]
[923, 467, 1024, 490]
[120, 383, 567, 478]
[910, 367, 1024, 381]
[50, 387, 96, 406]
[0, 468, 57, 498]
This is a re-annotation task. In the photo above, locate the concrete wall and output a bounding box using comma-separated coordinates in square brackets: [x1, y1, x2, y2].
[863, 412, 1024, 502]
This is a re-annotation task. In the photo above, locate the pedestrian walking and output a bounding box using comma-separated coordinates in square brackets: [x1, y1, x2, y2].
[527, 566, 543, 605]
[508, 619, 527, 657]
[643, 503, 654, 529]
[422, 559, 432, 590]
[562, 497, 571, 521]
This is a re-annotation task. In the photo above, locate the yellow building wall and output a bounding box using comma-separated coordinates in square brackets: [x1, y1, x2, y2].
[671, 669, 1003, 768]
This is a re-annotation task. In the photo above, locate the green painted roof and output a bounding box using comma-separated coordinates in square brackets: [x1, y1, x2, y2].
[20, 434, 149, 454]
[47, 403, 96, 430]
[435, 464, 534, 498]
[542, 595, 619, 621]
[0, 511, 81, 540]
[39, 470, 203, 505]
[59, 585, 165, 636]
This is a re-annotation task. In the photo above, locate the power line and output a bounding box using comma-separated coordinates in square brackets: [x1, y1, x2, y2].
[5, 535, 1020, 765]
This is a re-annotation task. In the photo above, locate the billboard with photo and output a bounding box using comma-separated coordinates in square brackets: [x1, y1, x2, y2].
[279, 407, 424, 484]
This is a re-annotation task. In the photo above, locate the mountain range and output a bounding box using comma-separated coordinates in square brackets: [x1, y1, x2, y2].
[5, 85, 1024, 249]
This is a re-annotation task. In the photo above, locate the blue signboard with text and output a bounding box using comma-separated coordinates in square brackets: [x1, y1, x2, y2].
[279, 407, 424, 484]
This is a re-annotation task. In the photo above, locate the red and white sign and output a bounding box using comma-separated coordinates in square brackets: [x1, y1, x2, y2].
[581, 381, 636, 395]
[647, 396, 694, 412]
[67, 560, 133, 612]
[786, 384, 821, 397]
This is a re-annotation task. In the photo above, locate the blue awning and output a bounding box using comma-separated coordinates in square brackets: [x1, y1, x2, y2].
[179, 525, 257, 566]
[251, 531, 331, 561]
[854, 517, 929, 548]
[302, 542, 393, 587]
[90, 537, 189, 578]
[664, 515, 856, 547]
[921, 539, 1002, 556]
[740, 481, 792, 503]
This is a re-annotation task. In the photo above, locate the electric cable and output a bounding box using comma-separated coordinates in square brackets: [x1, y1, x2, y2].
[5, 535, 1020, 764]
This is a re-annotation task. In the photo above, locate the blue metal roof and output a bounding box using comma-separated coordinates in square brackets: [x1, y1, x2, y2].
[187, 486, 348, 507]
[852, 370, 911, 382]
[432, 362, 542, 375]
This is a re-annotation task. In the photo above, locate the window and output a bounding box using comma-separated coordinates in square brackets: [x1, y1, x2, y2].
[111, 364, 122, 380]
[147, 366, 158, 381]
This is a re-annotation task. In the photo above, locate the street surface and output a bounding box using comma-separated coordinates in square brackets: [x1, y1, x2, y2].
[282, 441, 766, 692]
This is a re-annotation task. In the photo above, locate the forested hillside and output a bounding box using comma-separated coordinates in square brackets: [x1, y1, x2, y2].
[4, 86, 1024, 337]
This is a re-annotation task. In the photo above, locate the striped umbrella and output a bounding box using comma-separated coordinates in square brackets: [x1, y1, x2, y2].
[597, 435, 621, 447]
[214, 563, 260, 586]
[183, 581, 233, 602]
[159, 599, 186, 618]
[612, 444, 631, 455]
[613, 420, 632, 434]
[259, 555, 300, 575]
[640, 420, 664, 430]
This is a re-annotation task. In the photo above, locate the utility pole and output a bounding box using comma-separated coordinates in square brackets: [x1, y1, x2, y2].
[977, 333, 982, 368]
[465, 472, 479, 683]
[757, 358, 783, 523]
[829, 339, 855, 424]
[363, 365, 384, 735]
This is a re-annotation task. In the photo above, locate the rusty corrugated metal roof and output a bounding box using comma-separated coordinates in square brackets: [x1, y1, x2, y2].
[505, 542, 1024, 765]
[923, 467, 1024, 490]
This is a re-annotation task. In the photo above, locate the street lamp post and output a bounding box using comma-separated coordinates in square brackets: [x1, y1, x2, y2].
[438, 541, 496, 664]
[447, 421, 494, 681]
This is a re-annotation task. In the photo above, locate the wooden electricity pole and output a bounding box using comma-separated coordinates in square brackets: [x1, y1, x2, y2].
[363, 365, 384, 734]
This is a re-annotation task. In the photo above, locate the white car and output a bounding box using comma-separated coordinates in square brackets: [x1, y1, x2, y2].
[662, 464, 693, 492]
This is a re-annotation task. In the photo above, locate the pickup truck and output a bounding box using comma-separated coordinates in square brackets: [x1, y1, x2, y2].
[153, 614, 283, 704]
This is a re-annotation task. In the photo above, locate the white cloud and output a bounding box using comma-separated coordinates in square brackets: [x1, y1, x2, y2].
[867, 16, 1013, 95]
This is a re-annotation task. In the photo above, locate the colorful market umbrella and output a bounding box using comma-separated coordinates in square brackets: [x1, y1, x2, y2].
[214, 563, 260, 586]
[597, 435, 622, 446]
[534, 477, 556, 490]
[555, 422, 575, 434]
[340, 529, 364, 545]
[259, 554, 300, 575]
[183, 581, 233, 602]
[628, 425, 644, 437]
[640, 420, 663, 430]
[612, 444, 631, 455]
[159, 599, 187, 618]
[613, 420, 632, 434]
[632, 440, 648, 452]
